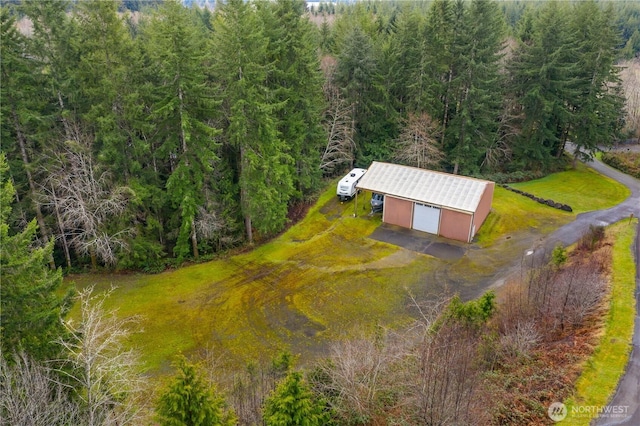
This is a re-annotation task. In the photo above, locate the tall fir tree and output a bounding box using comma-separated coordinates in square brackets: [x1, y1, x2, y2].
[389, 5, 426, 113]
[420, 0, 461, 144]
[334, 25, 392, 164]
[20, 0, 81, 143]
[257, 0, 326, 197]
[509, 0, 580, 169]
[18, 0, 82, 269]
[0, 154, 72, 362]
[141, 0, 220, 260]
[445, 0, 506, 175]
[73, 0, 143, 178]
[568, 0, 625, 163]
[0, 6, 54, 262]
[212, 0, 294, 244]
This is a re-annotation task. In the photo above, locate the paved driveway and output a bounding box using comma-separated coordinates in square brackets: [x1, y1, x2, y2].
[429, 153, 640, 424]
[366, 155, 640, 424]
[584, 159, 640, 426]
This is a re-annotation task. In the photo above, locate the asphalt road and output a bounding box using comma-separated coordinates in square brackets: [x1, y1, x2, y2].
[489, 152, 640, 425]
[585, 158, 640, 426]
[371, 153, 640, 424]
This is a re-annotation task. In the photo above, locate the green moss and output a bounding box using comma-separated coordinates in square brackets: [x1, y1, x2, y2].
[562, 219, 637, 425]
[475, 187, 573, 247]
[68, 186, 430, 372]
[66, 167, 629, 377]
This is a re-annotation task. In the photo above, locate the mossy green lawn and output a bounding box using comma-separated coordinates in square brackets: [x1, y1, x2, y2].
[476, 163, 630, 247]
[562, 219, 638, 425]
[68, 165, 631, 375]
[475, 186, 573, 247]
[70, 190, 433, 373]
[510, 162, 630, 214]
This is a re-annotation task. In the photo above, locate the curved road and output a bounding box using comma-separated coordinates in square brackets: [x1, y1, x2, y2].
[584, 158, 640, 426]
[490, 153, 640, 424]
[521, 152, 640, 425]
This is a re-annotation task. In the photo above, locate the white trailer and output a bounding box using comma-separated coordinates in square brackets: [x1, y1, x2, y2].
[337, 168, 367, 201]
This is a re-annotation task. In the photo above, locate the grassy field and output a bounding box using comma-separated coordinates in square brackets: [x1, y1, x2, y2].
[476, 163, 629, 247]
[70, 190, 435, 373]
[562, 219, 638, 425]
[475, 186, 573, 247]
[68, 164, 631, 375]
[509, 163, 630, 214]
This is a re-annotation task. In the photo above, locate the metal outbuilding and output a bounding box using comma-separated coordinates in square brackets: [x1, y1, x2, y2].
[356, 162, 495, 243]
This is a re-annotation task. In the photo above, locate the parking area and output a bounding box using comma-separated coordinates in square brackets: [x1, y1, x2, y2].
[369, 223, 467, 260]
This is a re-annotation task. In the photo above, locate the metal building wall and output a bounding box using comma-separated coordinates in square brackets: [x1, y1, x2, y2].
[472, 182, 495, 238]
[440, 209, 473, 242]
[382, 196, 413, 228]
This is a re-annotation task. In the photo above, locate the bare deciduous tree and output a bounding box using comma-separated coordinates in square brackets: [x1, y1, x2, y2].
[41, 127, 131, 269]
[0, 352, 79, 426]
[498, 319, 540, 360]
[54, 287, 147, 426]
[620, 59, 640, 138]
[393, 113, 444, 170]
[194, 190, 241, 252]
[403, 317, 483, 425]
[525, 261, 607, 337]
[310, 329, 411, 424]
[483, 98, 519, 170]
[321, 83, 356, 175]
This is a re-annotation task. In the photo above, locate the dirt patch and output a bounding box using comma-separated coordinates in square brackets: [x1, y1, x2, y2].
[286, 200, 313, 225]
[264, 302, 326, 338]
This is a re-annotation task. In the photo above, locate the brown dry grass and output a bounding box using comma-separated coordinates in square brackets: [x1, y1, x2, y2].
[484, 229, 617, 425]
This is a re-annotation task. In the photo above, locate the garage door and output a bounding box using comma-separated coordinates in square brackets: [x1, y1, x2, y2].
[412, 203, 440, 234]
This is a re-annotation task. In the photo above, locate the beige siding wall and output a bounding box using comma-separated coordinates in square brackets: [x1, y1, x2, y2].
[383, 196, 413, 228]
[472, 182, 495, 237]
[440, 209, 473, 242]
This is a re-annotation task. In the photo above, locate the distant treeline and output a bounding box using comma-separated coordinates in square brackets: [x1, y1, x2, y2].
[0, 0, 631, 270]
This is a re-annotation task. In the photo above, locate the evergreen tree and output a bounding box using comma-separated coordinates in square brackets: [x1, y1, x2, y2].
[19, 0, 80, 143]
[73, 0, 142, 177]
[568, 1, 625, 163]
[334, 25, 392, 164]
[157, 356, 236, 426]
[141, 0, 220, 260]
[621, 28, 640, 59]
[420, 0, 460, 140]
[509, 0, 579, 169]
[389, 5, 426, 113]
[18, 0, 82, 269]
[0, 6, 54, 261]
[445, 0, 506, 175]
[212, 0, 294, 244]
[257, 0, 326, 197]
[0, 154, 72, 361]
[263, 371, 329, 426]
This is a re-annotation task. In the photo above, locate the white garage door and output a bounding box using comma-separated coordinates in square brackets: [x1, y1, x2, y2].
[412, 203, 441, 234]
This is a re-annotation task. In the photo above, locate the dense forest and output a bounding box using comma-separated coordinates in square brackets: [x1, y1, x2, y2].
[1, 0, 637, 271]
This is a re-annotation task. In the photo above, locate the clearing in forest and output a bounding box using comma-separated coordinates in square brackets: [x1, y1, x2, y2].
[68, 164, 629, 374]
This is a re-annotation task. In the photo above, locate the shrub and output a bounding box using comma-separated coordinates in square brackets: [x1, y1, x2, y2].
[577, 225, 606, 253]
[552, 244, 567, 268]
[601, 152, 640, 179]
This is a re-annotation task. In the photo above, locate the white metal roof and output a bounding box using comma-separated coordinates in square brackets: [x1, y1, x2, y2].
[356, 162, 491, 213]
[338, 168, 367, 187]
